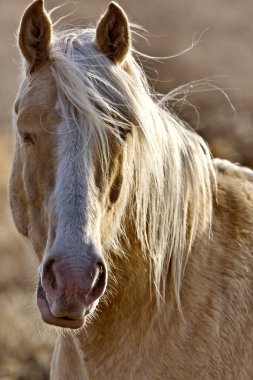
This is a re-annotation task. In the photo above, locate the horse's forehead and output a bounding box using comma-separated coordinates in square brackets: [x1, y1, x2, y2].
[17, 65, 57, 115]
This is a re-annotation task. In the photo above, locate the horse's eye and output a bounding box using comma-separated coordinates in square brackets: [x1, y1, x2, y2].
[23, 133, 35, 145]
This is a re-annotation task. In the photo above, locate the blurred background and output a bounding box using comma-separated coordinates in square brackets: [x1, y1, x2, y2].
[1, 0, 253, 378]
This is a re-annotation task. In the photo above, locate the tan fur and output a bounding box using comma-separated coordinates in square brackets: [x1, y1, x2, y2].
[51, 168, 253, 379]
[96, 2, 131, 64]
[10, 65, 60, 257]
[19, 0, 52, 71]
[10, 2, 253, 379]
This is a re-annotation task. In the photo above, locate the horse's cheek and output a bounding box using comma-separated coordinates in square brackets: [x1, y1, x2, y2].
[9, 153, 29, 237]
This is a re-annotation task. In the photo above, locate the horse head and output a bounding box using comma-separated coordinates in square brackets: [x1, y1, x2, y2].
[10, 0, 132, 329]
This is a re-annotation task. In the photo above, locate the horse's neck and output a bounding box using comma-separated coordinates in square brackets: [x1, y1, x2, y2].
[76, 222, 165, 365]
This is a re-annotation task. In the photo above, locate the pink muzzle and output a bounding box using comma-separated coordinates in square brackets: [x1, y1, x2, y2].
[37, 246, 107, 329]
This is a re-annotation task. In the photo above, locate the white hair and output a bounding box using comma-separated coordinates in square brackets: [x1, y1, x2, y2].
[49, 27, 215, 307]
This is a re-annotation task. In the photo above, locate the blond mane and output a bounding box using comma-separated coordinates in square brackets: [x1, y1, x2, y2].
[49, 27, 215, 305]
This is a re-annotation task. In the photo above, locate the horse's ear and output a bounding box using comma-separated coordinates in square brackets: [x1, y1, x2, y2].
[96, 2, 131, 64]
[18, 0, 52, 71]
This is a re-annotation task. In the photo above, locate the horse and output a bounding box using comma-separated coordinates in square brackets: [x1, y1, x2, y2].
[9, 0, 253, 379]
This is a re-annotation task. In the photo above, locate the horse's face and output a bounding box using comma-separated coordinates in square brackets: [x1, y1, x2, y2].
[10, 0, 131, 329]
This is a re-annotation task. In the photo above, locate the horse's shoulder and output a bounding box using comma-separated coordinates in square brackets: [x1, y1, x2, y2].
[212, 158, 253, 228]
[213, 158, 253, 183]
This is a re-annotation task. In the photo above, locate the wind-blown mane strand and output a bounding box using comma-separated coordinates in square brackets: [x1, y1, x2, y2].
[49, 27, 215, 305]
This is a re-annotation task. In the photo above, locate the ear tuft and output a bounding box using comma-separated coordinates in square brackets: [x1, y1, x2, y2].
[96, 2, 131, 64]
[19, 0, 52, 70]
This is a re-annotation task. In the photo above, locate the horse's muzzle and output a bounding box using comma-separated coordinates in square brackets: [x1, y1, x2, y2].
[37, 246, 107, 329]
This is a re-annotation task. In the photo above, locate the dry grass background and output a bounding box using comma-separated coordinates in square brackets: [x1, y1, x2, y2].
[0, 0, 253, 378]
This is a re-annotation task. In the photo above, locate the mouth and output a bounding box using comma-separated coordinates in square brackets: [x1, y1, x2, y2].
[37, 282, 85, 329]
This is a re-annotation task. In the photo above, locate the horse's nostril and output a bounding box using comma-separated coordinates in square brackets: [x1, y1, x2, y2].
[42, 257, 58, 292]
[43, 258, 56, 281]
[91, 261, 107, 298]
[51, 275, 57, 290]
[98, 261, 105, 276]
